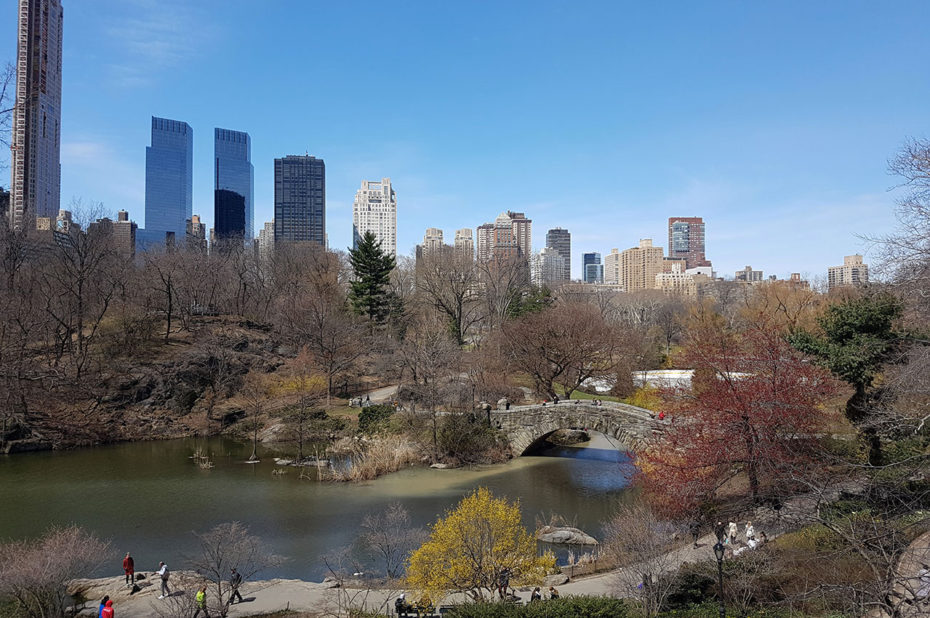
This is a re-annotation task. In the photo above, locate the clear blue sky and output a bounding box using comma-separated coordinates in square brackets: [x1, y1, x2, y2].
[4, 0, 929, 280]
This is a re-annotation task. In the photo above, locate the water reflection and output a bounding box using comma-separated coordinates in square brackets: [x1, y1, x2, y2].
[0, 434, 636, 579]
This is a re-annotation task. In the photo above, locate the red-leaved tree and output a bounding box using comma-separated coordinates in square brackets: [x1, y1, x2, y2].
[638, 321, 839, 517]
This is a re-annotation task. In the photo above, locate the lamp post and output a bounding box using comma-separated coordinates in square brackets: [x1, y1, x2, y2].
[713, 542, 726, 618]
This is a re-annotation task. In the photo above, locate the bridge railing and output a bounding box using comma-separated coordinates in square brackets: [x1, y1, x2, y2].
[491, 400, 656, 422]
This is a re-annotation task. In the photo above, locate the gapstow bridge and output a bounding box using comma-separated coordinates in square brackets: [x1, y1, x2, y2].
[488, 400, 660, 455]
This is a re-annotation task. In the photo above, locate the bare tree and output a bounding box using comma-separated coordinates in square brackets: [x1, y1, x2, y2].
[477, 254, 528, 333]
[415, 250, 484, 345]
[0, 526, 112, 618]
[603, 503, 681, 617]
[187, 522, 282, 617]
[503, 301, 621, 399]
[356, 502, 428, 579]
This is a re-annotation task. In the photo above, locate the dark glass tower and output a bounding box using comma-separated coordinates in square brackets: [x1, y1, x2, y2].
[582, 251, 602, 283]
[214, 128, 254, 241]
[144, 117, 193, 238]
[274, 155, 325, 245]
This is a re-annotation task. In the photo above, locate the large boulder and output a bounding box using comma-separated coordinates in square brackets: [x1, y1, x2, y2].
[536, 525, 598, 545]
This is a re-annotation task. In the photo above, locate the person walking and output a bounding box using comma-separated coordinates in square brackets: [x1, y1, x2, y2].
[714, 520, 726, 543]
[228, 568, 244, 604]
[689, 520, 701, 548]
[193, 585, 209, 617]
[728, 521, 738, 544]
[156, 561, 170, 599]
[497, 567, 511, 599]
[122, 552, 134, 586]
[100, 599, 114, 618]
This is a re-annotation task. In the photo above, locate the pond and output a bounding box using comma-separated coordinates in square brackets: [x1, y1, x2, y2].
[0, 433, 636, 580]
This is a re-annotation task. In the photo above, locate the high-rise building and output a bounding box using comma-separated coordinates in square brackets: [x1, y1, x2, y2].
[88, 210, 137, 259]
[273, 155, 325, 245]
[545, 228, 571, 281]
[186, 214, 207, 252]
[604, 248, 621, 286]
[454, 228, 474, 259]
[258, 220, 274, 259]
[10, 0, 64, 230]
[582, 252, 602, 284]
[735, 265, 763, 282]
[531, 247, 565, 288]
[353, 178, 397, 257]
[828, 255, 869, 290]
[620, 239, 664, 292]
[422, 228, 444, 255]
[144, 117, 193, 239]
[476, 223, 494, 262]
[668, 217, 710, 269]
[214, 128, 253, 241]
[476, 212, 532, 262]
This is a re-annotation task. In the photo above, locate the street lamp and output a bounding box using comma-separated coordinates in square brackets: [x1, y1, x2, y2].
[713, 542, 726, 618]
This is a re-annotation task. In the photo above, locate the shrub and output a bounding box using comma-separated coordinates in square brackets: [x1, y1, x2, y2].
[448, 596, 631, 617]
[358, 404, 394, 434]
[625, 386, 662, 411]
[437, 414, 508, 464]
[0, 526, 112, 618]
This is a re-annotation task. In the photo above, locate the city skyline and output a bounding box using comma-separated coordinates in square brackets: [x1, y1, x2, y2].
[3, 1, 929, 278]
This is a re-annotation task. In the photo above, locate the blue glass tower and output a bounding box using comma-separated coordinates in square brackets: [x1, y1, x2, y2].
[144, 117, 193, 239]
[582, 251, 603, 284]
[214, 128, 254, 241]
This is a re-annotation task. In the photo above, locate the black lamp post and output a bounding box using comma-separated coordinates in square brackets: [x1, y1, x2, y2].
[713, 542, 726, 618]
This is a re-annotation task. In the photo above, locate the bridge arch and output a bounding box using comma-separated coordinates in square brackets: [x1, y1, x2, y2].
[489, 401, 657, 456]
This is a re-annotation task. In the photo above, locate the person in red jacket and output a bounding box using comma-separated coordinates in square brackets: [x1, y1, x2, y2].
[122, 552, 134, 586]
[100, 599, 114, 618]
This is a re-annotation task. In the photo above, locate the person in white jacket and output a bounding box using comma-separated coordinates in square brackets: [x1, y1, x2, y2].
[745, 521, 756, 542]
[728, 521, 738, 544]
[156, 561, 171, 599]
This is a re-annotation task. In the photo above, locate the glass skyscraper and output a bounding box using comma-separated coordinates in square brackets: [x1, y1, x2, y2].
[274, 155, 325, 245]
[144, 117, 193, 238]
[582, 251, 603, 284]
[214, 128, 254, 240]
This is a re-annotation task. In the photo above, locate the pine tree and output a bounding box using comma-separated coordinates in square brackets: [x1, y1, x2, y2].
[348, 231, 396, 323]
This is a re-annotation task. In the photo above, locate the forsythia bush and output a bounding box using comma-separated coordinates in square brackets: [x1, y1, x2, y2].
[406, 488, 555, 600]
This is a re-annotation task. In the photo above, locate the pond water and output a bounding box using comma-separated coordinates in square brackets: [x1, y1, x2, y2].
[0, 434, 636, 580]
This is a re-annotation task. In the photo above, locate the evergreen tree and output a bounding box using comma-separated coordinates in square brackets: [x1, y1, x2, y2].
[348, 231, 396, 323]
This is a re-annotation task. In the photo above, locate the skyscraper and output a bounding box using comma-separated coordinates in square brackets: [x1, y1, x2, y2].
[144, 117, 193, 239]
[668, 217, 710, 269]
[454, 228, 474, 259]
[274, 155, 325, 245]
[10, 0, 64, 229]
[582, 252, 602, 284]
[214, 128, 253, 241]
[545, 227, 571, 281]
[476, 211, 532, 262]
[353, 178, 397, 257]
[531, 247, 565, 288]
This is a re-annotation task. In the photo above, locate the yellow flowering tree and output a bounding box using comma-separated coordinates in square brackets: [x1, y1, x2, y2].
[406, 488, 555, 601]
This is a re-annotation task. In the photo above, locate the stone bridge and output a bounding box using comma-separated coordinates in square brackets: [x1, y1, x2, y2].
[489, 401, 658, 455]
